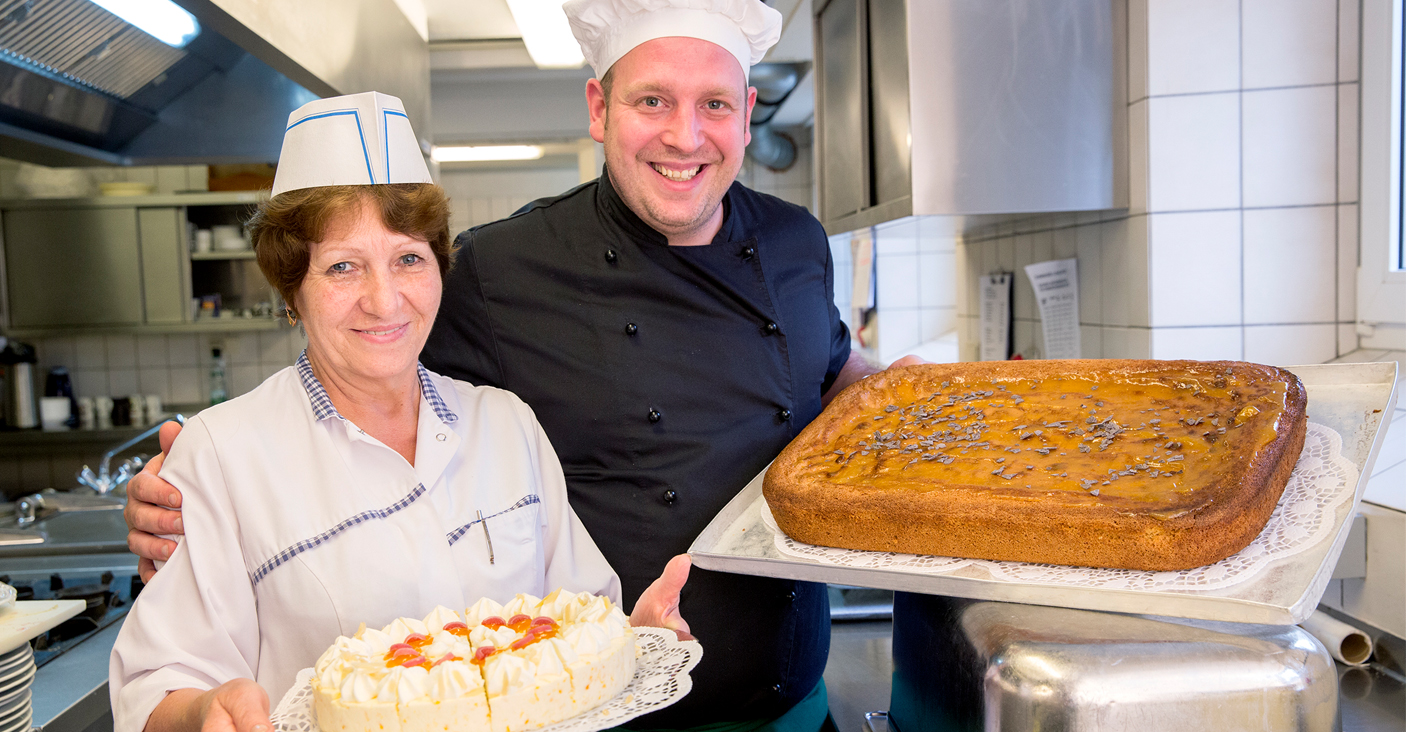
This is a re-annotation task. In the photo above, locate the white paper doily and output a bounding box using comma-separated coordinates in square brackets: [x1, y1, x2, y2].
[762, 421, 1357, 592]
[271, 627, 701, 732]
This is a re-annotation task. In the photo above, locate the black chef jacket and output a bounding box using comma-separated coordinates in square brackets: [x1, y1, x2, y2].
[421, 169, 851, 727]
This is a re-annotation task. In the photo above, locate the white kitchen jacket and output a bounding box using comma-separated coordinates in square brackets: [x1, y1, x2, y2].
[109, 353, 620, 732]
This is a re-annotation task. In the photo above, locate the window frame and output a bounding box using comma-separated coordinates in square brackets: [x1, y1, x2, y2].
[1360, 0, 1407, 348]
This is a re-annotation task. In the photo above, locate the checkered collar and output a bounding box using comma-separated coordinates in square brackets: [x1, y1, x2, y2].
[295, 350, 458, 424]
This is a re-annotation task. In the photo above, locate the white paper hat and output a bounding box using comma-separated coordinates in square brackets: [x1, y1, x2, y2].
[271, 92, 432, 197]
[563, 0, 783, 81]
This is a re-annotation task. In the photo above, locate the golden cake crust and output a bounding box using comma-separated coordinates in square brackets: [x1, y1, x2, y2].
[763, 359, 1307, 571]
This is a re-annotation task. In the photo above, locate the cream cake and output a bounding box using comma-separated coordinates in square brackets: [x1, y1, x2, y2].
[311, 590, 636, 732]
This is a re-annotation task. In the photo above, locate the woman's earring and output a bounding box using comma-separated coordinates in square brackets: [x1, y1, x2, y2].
[285, 308, 297, 326]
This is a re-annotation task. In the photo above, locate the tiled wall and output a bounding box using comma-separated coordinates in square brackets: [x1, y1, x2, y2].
[956, 0, 1363, 366]
[30, 329, 308, 407]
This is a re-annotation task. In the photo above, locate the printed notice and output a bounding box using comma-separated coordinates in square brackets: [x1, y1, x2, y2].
[1024, 258, 1081, 360]
[979, 272, 1012, 361]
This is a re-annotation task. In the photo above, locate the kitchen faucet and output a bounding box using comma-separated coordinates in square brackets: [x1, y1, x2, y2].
[76, 414, 186, 496]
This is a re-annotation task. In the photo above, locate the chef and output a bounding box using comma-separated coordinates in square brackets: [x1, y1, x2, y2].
[124, 1, 915, 730]
[108, 92, 688, 732]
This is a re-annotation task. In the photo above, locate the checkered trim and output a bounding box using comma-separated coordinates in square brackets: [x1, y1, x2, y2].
[295, 351, 458, 424]
[250, 482, 430, 585]
[417, 363, 458, 423]
[446, 494, 541, 545]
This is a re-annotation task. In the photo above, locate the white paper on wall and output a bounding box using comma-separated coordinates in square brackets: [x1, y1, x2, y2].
[1024, 258, 1081, 360]
[979, 272, 1012, 361]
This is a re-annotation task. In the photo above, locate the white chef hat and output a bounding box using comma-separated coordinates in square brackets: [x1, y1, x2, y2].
[271, 91, 432, 198]
[563, 0, 783, 81]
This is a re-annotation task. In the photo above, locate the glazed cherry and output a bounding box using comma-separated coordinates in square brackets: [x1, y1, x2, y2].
[506, 614, 533, 632]
[404, 633, 432, 648]
[401, 655, 428, 668]
[471, 646, 497, 665]
[442, 621, 470, 638]
[531, 616, 557, 628]
[383, 645, 419, 666]
[481, 616, 507, 630]
[431, 653, 460, 667]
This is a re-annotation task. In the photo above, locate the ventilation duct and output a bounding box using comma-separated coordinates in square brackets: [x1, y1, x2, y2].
[747, 61, 806, 171]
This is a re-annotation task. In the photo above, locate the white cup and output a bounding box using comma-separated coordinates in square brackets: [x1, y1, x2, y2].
[77, 397, 94, 429]
[129, 394, 147, 425]
[145, 394, 163, 424]
[39, 396, 70, 430]
[94, 396, 113, 428]
[194, 230, 213, 253]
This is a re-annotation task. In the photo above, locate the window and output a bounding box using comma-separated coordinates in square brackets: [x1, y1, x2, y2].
[1360, 0, 1407, 348]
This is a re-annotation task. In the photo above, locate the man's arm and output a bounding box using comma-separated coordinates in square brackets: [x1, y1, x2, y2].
[124, 421, 185, 582]
[821, 352, 928, 407]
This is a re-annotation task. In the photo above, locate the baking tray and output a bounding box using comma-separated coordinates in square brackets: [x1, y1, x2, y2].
[687, 362, 1399, 625]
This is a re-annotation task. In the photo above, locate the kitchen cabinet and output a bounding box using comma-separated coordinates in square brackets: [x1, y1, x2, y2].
[0, 192, 278, 335]
[814, 0, 1126, 234]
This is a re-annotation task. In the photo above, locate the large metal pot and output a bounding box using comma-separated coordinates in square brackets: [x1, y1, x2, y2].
[890, 593, 1338, 731]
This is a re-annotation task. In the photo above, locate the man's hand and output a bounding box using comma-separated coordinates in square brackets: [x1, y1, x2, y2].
[823, 352, 933, 405]
[887, 355, 928, 369]
[629, 554, 694, 641]
[125, 420, 185, 582]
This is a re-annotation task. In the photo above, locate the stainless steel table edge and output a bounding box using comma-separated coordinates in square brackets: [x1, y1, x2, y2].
[688, 361, 1400, 626]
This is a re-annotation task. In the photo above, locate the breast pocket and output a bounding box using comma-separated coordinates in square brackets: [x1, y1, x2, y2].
[448, 495, 546, 601]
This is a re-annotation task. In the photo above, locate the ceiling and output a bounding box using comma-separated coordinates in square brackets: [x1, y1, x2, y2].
[418, 0, 815, 143]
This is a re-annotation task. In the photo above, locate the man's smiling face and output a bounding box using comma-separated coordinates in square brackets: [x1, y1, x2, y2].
[587, 37, 756, 244]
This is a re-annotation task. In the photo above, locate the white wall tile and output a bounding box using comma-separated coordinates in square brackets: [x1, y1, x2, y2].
[1076, 225, 1102, 324]
[916, 216, 958, 252]
[1103, 326, 1152, 358]
[1147, 93, 1241, 211]
[1339, 83, 1359, 203]
[1052, 226, 1076, 260]
[221, 332, 260, 366]
[920, 308, 956, 341]
[1243, 206, 1337, 323]
[918, 253, 955, 309]
[1012, 319, 1041, 360]
[38, 337, 75, 370]
[170, 367, 202, 404]
[878, 309, 921, 362]
[1244, 323, 1337, 364]
[1339, 322, 1359, 355]
[1030, 230, 1054, 264]
[1101, 220, 1134, 326]
[1080, 325, 1104, 358]
[108, 368, 138, 397]
[995, 238, 1014, 273]
[135, 335, 167, 368]
[876, 254, 919, 309]
[1147, 0, 1240, 96]
[166, 335, 200, 367]
[230, 364, 261, 398]
[1340, 0, 1360, 81]
[138, 368, 171, 401]
[1129, 0, 1149, 102]
[257, 330, 292, 365]
[954, 242, 971, 317]
[1150, 326, 1244, 359]
[1338, 203, 1358, 321]
[72, 336, 105, 368]
[70, 368, 105, 398]
[1242, 0, 1338, 88]
[1013, 250, 1035, 323]
[105, 335, 137, 369]
[1243, 86, 1338, 207]
[1148, 211, 1242, 326]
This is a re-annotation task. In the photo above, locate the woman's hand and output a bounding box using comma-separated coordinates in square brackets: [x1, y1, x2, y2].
[125, 420, 186, 582]
[151, 680, 270, 732]
[196, 680, 272, 732]
[629, 554, 693, 641]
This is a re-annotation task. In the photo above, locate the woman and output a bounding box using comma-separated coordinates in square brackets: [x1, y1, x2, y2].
[109, 93, 688, 732]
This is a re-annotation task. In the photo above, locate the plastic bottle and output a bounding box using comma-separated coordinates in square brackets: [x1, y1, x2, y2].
[209, 348, 228, 405]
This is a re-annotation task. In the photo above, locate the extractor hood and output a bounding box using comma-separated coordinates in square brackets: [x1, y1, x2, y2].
[0, 0, 428, 167]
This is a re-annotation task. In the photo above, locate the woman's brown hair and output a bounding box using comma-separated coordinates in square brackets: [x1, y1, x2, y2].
[248, 183, 453, 318]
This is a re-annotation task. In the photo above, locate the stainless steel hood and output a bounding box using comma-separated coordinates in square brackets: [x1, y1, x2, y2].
[0, 0, 428, 166]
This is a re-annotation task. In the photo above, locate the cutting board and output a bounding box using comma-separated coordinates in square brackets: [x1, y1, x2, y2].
[0, 601, 85, 654]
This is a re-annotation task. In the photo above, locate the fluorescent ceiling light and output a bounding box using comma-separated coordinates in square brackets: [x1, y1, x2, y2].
[89, 0, 200, 48]
[504, 0, 584, 69]
[432, 145, 545, 163]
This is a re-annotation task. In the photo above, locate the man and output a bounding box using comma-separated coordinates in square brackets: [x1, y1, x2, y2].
[126, 1, 910, 728]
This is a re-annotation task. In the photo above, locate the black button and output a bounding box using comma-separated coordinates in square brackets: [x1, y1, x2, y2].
[772, 683, 783, 694]
[625, 323, 638, 335]
[740, 245, 756, 259]
[763, 321, 779, 335]
[663, 489, 677, 504]
[605, 249, 618, 263]
[777, 408, 792, 421]
[788, 590, 797, 601]
[648, 408, 661, 423]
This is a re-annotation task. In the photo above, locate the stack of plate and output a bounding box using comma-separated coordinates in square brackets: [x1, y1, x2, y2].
[0, 643, 34, 732]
